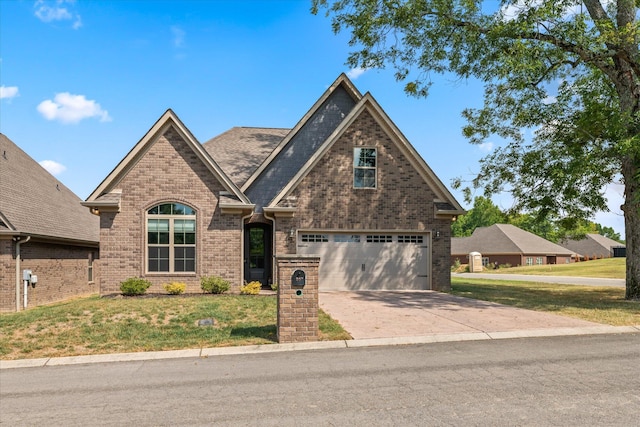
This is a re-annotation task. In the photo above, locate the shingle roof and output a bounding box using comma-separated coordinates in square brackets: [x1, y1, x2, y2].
[560, 233, 625, 258]
[0, 134, 99, 244]
[452, 224, 573, 256]
[202, 127, 289, 188]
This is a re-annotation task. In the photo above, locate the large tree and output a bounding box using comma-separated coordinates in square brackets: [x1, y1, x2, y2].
[313, 0, 640, 299]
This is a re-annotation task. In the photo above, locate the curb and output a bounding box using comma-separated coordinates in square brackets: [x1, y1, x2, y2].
[2, 325, 639, 370]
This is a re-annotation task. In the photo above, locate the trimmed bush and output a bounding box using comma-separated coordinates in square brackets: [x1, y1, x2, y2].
[163, 282, 186, 295]
[201, 275, 230, 294]
[270, 283, 278, 292]
[240, 281, 262, 295]
[120, 277, 152, 296]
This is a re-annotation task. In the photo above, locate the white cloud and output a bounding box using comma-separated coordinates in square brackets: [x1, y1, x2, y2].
[0, 85, 19, 100]
[34, 0, 82, 29]
[37, 92, 112, 124]
[478, 142, 495, 152]
[347, 67, 367, 80]
[39, 160, 67, 176]
[171, 26, 186, 48]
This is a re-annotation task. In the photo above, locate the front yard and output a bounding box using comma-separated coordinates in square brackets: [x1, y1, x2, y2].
[0, 294, 351, 360]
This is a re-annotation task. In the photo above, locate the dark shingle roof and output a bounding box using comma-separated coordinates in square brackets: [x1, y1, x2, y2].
[0, 134, 99, 243]
[560, 234, 625, 258]
[202, 127, 289, 188]
[452, 224, 573, 256]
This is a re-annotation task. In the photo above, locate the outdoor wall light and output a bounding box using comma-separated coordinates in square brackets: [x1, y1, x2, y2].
[289, 228, 296, 239]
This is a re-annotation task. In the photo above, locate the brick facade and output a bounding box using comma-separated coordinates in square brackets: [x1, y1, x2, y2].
[97, 126, 244, 295]
[275, 110, 453, 291]
[0, 238, 98, 312]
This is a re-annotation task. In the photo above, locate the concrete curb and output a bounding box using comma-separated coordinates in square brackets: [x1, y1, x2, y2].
[2, 325, 639, 370]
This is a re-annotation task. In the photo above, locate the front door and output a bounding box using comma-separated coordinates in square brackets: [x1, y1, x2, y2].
[244, 224, 272, 287]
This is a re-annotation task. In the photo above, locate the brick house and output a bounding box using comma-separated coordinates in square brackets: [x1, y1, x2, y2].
[0, 134, 99, 312]
[451, 224, 576, 268]
[560, 234, 626, 260]
[83, 74, 464, 294]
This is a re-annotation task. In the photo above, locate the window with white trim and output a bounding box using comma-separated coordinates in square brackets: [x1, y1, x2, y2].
[525, 257, 533, 266]
[536, 257, 544, 265]
[147, 203, 196, 273]
[354, 147, 377, 188]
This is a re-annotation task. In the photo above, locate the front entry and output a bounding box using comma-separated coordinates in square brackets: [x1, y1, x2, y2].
[244, 223, 272, 287]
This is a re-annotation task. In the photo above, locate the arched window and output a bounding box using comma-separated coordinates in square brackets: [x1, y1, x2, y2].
[147, 203, 196, 273]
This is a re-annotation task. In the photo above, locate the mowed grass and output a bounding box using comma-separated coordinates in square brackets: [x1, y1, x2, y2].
[489, 257, 625, 278]
[451, 277, 639, 326]
[0, 294, 351, 360]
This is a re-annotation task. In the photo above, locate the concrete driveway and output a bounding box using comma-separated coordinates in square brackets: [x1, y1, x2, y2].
[319, 291, 600, 340]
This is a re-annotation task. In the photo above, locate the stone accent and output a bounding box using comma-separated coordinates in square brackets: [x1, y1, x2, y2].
[97, 126, 244, 295]
[0, 238, 98, 312]
[276, 255, 319, 343]
[275, 110, 453, 291]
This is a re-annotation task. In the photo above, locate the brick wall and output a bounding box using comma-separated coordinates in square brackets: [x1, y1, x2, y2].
[276, 256, 319, 343]
[0, 238, 98, 312]
[275, 110, 453, 291]
[98, 126, 244, 295]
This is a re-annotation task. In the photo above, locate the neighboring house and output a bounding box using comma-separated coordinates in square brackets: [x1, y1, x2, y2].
[561, 234, 626, 259]
[0, 134, 99, 312]
[83, 74, 464, 294]
[451, 224, 575, 267]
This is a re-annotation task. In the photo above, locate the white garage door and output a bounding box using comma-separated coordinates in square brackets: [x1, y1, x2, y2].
[297, 232, 430, 290]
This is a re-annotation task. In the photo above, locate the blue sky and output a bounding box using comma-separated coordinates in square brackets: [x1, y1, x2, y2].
[0, 0, 626, 237]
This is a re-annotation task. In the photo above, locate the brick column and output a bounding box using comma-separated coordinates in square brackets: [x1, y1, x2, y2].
[276, 255, 320, 343]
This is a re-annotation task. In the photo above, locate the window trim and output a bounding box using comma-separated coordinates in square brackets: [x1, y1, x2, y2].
[353, 147, 377, 189]
[145, 202, 196, 274]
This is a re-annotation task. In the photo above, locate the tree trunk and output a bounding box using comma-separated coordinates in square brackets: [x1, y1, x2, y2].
[622, 155, 640, 300]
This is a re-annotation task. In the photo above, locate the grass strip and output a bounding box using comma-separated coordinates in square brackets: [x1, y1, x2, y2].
[451, 277, 639, 326]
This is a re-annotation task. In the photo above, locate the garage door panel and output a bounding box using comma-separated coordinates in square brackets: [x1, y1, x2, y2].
[298, 233, 429, 290]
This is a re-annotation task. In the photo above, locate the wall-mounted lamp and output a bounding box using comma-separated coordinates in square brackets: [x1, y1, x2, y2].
[289, 228, 296, 239]
[436, 230, 440, 238]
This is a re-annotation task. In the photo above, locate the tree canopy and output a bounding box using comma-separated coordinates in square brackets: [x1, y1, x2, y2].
[313, 0, 640, 299]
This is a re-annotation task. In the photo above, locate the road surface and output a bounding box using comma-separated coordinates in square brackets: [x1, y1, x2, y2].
[2, 333, 639, 426]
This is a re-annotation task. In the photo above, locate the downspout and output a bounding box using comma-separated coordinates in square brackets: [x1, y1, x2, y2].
[15, 236, 31, 312]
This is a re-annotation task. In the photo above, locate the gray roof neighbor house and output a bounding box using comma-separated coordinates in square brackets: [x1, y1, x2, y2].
[561, 234, 626, 259]
[0, 134, 99, 244]
[452, 224, 575, 266]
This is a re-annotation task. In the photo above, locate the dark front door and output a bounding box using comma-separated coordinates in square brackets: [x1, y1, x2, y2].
[244, 224, 272, 287]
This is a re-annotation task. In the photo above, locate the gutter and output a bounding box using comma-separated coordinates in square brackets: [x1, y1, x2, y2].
[14, 236, 31, 312]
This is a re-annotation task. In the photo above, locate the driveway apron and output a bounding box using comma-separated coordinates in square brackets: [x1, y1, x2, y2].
[319, 291, 600, 340]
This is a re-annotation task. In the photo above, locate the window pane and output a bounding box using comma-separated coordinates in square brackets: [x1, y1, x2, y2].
[354, 148, 377, 167]
[159, 232, 169, 244]
[159, 259, 169, 271]
[185, 233, 195, 244]
[148, 206, 158, 214]
[149, 259, 158, 271]
[159, 204, 173, 215]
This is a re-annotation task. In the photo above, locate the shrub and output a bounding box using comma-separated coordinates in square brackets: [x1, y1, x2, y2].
[163, 282, 186, 295]
[201, 275, 230, 294]
[120, 277, 152, 296]
[270, 283, 278, 292]
[240, 281, 262, 295]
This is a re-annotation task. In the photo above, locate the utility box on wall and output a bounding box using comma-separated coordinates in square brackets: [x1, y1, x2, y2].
[276, 255, 319, 343]
[469, 251, 483, 272]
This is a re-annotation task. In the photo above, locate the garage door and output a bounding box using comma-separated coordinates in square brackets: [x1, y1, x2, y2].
[297, 232, 429, 290]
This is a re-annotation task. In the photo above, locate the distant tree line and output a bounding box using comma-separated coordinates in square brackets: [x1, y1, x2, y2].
[451, 197, 624, 243]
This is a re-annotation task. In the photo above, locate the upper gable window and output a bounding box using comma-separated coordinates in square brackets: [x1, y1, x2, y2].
[147, 203, 196, 273]
[353, 147, 377, 189]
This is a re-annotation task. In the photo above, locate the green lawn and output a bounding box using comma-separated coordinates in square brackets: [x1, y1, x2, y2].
[0, 294, 351, 360]
[451, 277, 639, 326]
[487, 257, 626, 279]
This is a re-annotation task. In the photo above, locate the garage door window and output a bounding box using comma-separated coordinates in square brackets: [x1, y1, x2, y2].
[398, 235, 424, 244]
[334, 234, 361, 243]
[301, 234, 328, 242]
[354, 148, 377, 188]
[366, 235, 393, 243]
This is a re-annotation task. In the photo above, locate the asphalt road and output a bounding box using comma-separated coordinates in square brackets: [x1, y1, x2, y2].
[454, 272, 626, 287]
[2, 333, 639, 426]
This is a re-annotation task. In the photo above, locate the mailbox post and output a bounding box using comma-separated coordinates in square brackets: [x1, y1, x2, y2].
[276, 255, 319, 343]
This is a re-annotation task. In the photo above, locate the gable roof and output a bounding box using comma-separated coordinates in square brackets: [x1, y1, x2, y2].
[560, 233, 625, 257]
[267, 91, 465, 215]
[84, 109, 251, 209]
[0, 134, 99, 244]
[242, 74, 363, 210]
[452, 224, 574, 256]
[202, 127, 289, 188]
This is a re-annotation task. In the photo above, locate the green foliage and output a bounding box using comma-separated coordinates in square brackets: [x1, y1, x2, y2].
[120, 277, 152, 296]
[270, 283, 279, 292]
[240, 281, 262, 295]
[163, 282, 186, 295]
[200, 276, 230, 294]
[452, 196, 505, 237]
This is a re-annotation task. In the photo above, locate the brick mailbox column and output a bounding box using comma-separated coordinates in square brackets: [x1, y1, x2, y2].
[276, 255, 320, 343]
